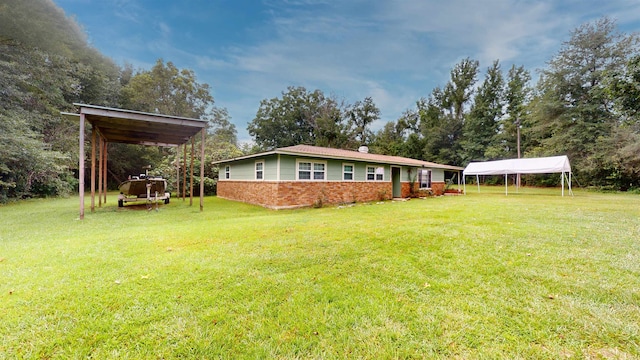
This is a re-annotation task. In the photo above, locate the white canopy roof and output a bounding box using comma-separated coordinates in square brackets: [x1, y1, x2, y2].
[463, 156, 571, 176]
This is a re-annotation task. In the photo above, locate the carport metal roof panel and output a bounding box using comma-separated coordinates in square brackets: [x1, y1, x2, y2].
[69, 103, 207, 146]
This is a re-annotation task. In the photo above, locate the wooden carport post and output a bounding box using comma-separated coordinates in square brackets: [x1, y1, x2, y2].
[175, 156, 180, 201]
[200, 128, 205, 211]
[103, 141, 107, 203]
[79, 112, 85, 220]
[71, 103, 208, 219]
[90, 127, 96, 212]
[98, 135, 103, 207]
[182, 143, 187, 201]
[189, 136, 195, 206]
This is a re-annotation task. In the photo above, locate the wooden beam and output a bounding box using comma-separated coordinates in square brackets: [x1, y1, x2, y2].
[91, 126, 96, 212]
[182, 143, 187, 201]
[97, 130, 191, 145]
[103, 141, 108, 203]
[175, 154, 180, 202]
[189, 136, 195, 206]
[98, 136, 103, 208]
[200, 129, 205, 212]
[91, 120, 199, 136]
[79, 113, 85, 220]
[76, 104, 207, 129]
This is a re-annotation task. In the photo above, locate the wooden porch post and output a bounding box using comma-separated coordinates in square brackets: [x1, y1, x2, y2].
[79, 112, 85, 220]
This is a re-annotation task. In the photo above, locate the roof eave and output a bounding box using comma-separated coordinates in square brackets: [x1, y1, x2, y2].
[214, 148, 463, 170]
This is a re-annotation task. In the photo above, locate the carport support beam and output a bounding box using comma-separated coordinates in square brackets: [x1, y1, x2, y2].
[79, 113, 85, 220]
[189, 136, 194, 206]
[182, 142, 187, 201]
[175, 156, 179, 200]
[98, 136, 103, 207]
[91, 127, 96, 212]
[103, 141, 107, 203]
[200, 129, 205, 211]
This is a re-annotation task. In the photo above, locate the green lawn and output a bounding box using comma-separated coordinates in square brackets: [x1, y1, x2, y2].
[1, 188, 639, 359]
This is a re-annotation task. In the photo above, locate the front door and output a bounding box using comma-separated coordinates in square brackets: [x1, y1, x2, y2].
[391, 166, 401, 198]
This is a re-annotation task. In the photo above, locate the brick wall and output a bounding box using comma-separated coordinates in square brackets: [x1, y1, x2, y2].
[400, 182, 446, 197]
[217, 181, 279, 207]
[218, 181, 394, 209]
[218, 180, 448, 209]
[432, 182, 445, 195]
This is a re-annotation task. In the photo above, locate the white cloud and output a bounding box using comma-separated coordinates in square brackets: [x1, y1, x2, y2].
[64, 0, 640, 141]
[110, 0, 143, 23]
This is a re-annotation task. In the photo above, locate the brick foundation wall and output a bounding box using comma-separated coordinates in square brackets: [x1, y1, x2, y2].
[218, 181, 393, 209]
[217, 181, 279, 207]
[218, 180, 446, 209]
[432, 182, 445, 195]
[276, 181, 393, 208]
[400, 182, 446, 197]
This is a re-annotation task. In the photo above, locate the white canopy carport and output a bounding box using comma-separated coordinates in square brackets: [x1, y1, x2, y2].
[463, 156, 572, 196]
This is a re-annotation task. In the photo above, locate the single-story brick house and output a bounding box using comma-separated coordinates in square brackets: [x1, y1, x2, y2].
[214, 145, 463, 209]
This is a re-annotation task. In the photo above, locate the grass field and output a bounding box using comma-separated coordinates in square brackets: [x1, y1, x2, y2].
[1, 187, 639, 359]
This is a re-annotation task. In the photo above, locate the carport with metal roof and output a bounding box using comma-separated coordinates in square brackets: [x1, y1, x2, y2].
[63, 104, 207, 219]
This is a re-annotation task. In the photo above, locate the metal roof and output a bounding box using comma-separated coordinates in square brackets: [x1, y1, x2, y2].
[62, 103, 207, 146]
[214, 144, 464, 171]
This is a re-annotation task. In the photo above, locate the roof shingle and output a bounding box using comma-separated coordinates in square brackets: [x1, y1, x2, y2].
[215, 144, 463, 170]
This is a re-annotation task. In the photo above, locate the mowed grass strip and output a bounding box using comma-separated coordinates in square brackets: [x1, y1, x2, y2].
[1, 188, 639, 359]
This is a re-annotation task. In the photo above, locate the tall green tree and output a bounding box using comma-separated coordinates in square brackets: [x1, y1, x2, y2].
[0, 0, 121, 201]
[248, 86, 350, 150]
[484, 64, 532, 160]
[120, 59, 213, 118]
[462, 60, 504, 162]
[421, 58, 480, 166]
[348, 96, 380, 146]
[116, 59, 232, 190]
[370, 109, 421, 158]
[600, 54, 640, 189]
[528, 17, 639, 187]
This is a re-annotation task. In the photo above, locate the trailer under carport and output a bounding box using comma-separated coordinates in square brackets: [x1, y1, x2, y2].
[62, 104, 208, 219]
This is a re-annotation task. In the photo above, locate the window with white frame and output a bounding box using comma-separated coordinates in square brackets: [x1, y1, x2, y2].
[343, 163, 354, 181]
[224, 165, 230, 179]
[255, 161, 264, 180]
[367, 166, 384, 181]
[313, 163, 325, 180]
[419, 169, 431, 189]
[297, 160, 326, 180]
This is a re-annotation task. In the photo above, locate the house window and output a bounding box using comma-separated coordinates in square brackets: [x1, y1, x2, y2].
[419, 169, 431, 189]
[298, 162, 311, 180]
[224, 165, 230, 179]
[367, 166, 384, 181]
[343, 163, 354, 181]
[297, 160, 326, 180]
[314, 163, 325, 180]
[255, 161, 264, 180]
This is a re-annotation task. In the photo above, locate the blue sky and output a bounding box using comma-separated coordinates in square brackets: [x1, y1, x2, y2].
[55, 0, 640, 143]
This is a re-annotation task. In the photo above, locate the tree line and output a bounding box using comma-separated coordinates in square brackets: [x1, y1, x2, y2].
[249, 17, 640, 190]
[0, 0, 240, 202]
[1, 0, 639, 202]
